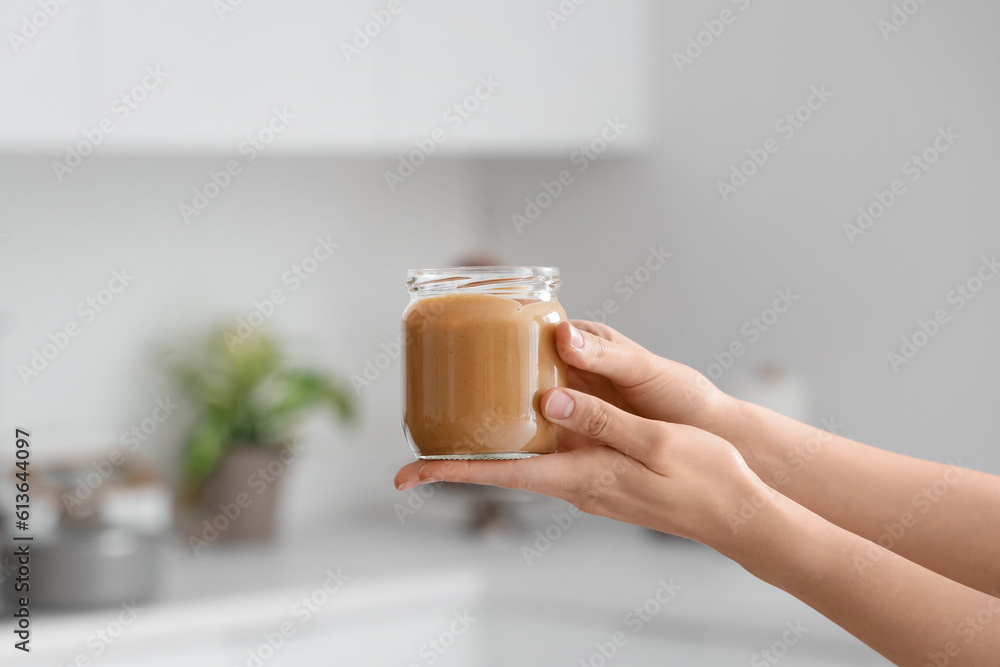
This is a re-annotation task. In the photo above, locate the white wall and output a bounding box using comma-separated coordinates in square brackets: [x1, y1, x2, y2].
[2, 1, 998, 537]
[0, 156, 485, 536]
[485, 0, 1000, 475]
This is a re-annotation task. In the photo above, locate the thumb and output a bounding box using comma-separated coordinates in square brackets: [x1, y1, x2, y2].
[541, 387, 665, 464]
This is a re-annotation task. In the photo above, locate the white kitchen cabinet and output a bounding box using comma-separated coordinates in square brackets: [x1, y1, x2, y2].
[2, 1, 653, 153]
[91, 0, 396, 152]
[0, 0, 86, 150]
[394, 0, 654, 154]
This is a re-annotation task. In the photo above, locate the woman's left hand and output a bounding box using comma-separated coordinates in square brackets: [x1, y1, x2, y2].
[394, 387, 766, 548]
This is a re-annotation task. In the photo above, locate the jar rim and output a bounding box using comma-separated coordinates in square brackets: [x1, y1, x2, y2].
[407, 266, 558, 278]
[406, 266, 561, 296]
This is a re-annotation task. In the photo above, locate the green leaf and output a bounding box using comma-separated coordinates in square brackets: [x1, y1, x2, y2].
[326, 383, 357, 422]
[174, 363, 235, 414]
[183, 413, 230, 482]
[170, 328, 357, 483]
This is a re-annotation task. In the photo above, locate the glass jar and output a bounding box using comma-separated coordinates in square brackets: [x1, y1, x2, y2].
[402, 266, 568, 460]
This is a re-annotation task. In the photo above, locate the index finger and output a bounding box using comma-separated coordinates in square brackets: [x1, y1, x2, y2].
[570, 320, 645, 350]
[557, 321, 662, 391]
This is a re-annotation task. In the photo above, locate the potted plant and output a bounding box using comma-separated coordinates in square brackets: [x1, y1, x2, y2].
[173, 330, 354, 543]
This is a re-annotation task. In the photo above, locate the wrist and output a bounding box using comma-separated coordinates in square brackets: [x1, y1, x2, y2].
[716, 488, 873, 616]
[709, 395, 762, 467]
[714, 397, 787, 486]
[697, 473, 776, 554]
[708, 480, 822, 582]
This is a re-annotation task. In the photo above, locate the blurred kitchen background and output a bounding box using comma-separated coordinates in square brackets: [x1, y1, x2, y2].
[1, 1, 999, 665]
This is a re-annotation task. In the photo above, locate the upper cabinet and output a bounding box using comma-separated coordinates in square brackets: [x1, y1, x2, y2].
[394, 1, 653, 154]
[2, 0, 653, 154]
[92, 0, 396, 152]
[0, 0, 87, 150]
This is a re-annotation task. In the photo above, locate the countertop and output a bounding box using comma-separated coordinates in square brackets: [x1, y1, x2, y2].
[2, 494, 892, 666]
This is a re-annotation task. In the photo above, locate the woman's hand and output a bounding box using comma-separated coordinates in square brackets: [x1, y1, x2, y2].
[395, 320, 1000, 664]
[556, 320, 765, 469]
[558, 320, 1000, 601]
[394, 386, 766, 549]
[561, 320, 731, 433]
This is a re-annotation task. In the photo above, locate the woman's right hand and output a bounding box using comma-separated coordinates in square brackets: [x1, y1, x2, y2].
[559, 319, 738, 442]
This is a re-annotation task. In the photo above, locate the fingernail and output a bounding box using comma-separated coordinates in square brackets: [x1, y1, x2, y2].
[397, 481, 418, 491]
[569, 324, 585, 349]
[546, 390, 575, 419]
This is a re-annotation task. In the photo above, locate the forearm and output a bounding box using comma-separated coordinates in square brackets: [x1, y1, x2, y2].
[716, 397, 1000, 593]
[712, 488, 1000, 666]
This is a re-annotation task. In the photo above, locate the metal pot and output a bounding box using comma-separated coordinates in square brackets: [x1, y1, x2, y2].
[2, 525, 162, 610]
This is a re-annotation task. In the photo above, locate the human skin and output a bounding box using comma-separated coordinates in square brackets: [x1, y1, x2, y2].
[394, 321, 1000, 666]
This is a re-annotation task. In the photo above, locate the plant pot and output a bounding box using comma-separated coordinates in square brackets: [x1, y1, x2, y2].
[195, 444, 286, 543]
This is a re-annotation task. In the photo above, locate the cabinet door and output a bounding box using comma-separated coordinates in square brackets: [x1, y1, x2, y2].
[4, 2, 652, 153]
[394, 0, 653, 154]
[0, 0, 85, 150]
[93, 0, 393, 151]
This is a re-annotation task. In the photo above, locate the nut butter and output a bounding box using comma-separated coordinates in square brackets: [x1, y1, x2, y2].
[402, 267, 567, 459]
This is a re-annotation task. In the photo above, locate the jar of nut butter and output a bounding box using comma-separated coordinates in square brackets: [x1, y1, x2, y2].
[402, 266, 568, 460]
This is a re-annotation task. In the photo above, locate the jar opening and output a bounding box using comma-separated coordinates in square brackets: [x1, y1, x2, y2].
[406, 266, 561, 298]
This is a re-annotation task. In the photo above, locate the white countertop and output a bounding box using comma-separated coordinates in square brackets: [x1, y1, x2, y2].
[3, 495, 892, 666]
